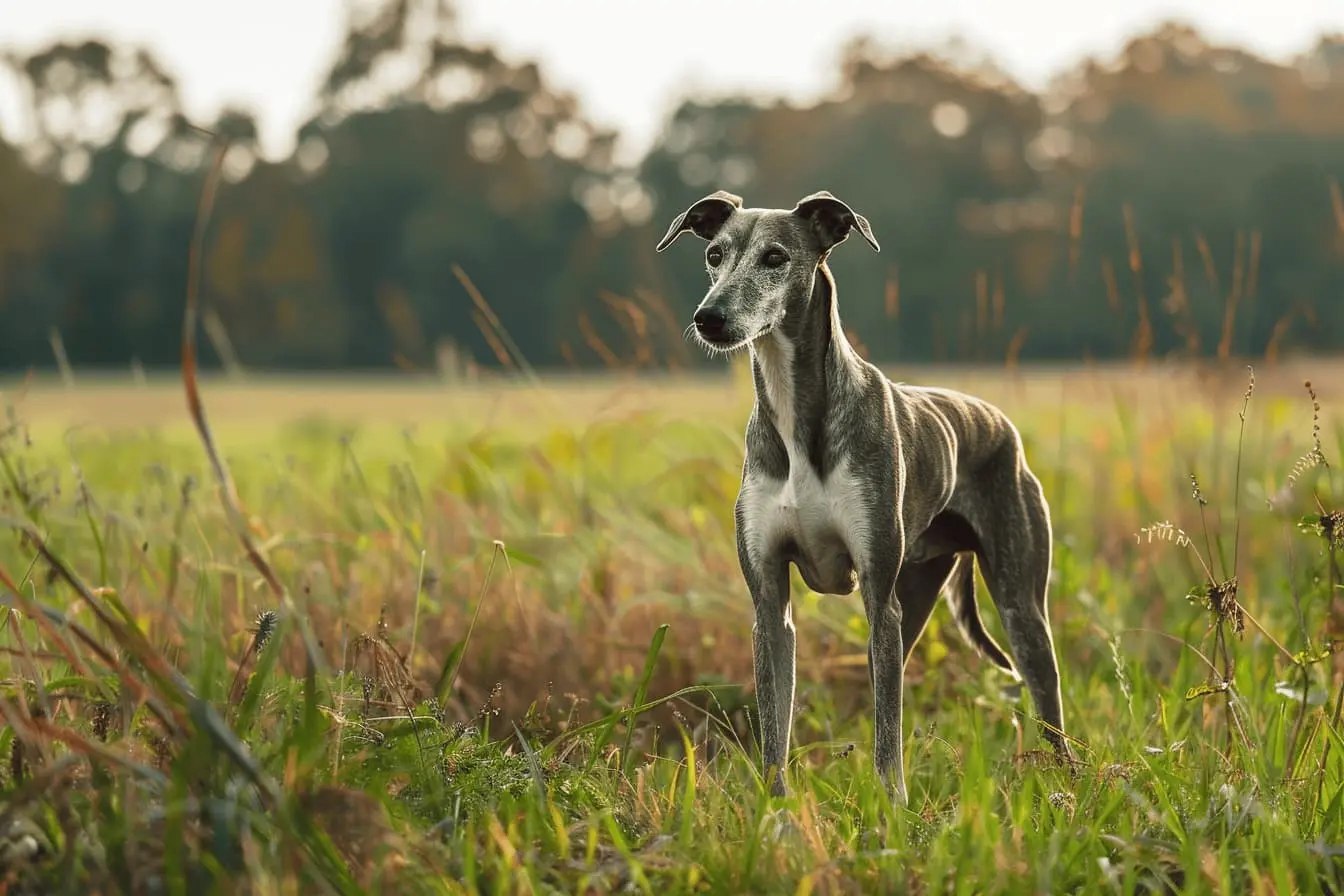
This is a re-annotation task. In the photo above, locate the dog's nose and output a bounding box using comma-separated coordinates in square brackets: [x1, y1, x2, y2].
[694, 306, 727, 339]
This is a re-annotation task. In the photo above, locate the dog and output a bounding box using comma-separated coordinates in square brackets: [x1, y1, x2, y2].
[656, 189, 1073, 807]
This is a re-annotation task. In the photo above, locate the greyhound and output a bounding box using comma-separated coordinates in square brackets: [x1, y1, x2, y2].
[655, 189, 1073, 807]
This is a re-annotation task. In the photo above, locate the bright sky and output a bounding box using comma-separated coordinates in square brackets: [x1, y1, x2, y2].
[2, 0, 1342, 163]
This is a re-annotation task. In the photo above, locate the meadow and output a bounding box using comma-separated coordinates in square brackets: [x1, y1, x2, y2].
[1, 355, 1343, 895]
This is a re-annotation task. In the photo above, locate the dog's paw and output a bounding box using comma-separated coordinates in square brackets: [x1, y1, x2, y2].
[858, 826, 887, 851]
[759, 807, 806, 846]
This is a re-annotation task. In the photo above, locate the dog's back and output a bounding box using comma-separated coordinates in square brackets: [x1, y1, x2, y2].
[889, 382, 1027, 482]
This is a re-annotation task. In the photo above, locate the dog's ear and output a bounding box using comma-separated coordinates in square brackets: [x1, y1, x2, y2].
[791, 191, 880, 253]
[655, 190, 744, 252]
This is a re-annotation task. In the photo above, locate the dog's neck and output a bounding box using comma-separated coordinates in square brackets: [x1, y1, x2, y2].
[749, 261, 862, 463]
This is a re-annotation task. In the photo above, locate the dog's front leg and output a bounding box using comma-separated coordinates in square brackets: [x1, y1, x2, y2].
[742, 551, 795, 797]
[862, 551, 907, 808]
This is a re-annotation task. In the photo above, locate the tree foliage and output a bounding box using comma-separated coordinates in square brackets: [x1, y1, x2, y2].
[2, 9, 1344, 372]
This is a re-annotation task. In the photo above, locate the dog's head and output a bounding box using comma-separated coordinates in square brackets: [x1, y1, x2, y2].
[656, 190, 879, 353]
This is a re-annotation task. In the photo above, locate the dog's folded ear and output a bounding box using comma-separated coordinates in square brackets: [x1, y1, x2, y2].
[655, 190, 744, 252]
[792, 191, 880, 253]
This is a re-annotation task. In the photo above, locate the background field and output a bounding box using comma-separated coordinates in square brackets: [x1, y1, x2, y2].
[2, 358, 1343, 893]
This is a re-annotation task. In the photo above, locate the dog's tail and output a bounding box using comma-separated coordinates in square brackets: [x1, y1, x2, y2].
[945, 554, 1018, 677]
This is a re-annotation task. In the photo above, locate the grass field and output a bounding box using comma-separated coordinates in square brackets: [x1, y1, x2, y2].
[2, 356, 1343, 894]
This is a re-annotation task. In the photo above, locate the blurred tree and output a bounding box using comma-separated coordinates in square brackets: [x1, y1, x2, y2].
[205, 108, 339, 367]
[1, 19, 1343, 371]
[1040, 22, 1344, 360]
[0, 136, 63, 364]
[4, 39, 216, 366]
[293, 0, 629, 370]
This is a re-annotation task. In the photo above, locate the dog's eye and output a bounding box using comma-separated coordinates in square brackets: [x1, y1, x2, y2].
[762, 249, 788, 268]
[706, 246, 724, 268]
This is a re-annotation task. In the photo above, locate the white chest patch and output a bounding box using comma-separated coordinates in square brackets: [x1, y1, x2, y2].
[739, 455, 872, 594]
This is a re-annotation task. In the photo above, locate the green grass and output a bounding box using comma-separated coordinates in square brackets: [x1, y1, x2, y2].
[1, 359, 1343, 895]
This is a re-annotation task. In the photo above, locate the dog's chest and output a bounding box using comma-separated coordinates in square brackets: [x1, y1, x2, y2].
[741, 456, 869, 593]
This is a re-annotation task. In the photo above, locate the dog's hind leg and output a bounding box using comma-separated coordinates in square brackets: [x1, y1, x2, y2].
[894, 555, 956, 667]
[944, 554, 1017, 676]
[970, 459, 1072, 759]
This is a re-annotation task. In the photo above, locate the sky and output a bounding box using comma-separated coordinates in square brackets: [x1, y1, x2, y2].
[2, 0, 1343, 164]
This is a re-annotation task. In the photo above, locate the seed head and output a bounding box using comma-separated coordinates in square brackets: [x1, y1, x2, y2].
[252, 610, 278, 651]
[1189, 473, 1208, 507]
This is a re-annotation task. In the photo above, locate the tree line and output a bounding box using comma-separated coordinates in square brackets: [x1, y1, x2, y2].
[3, 1, 1344, 375]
